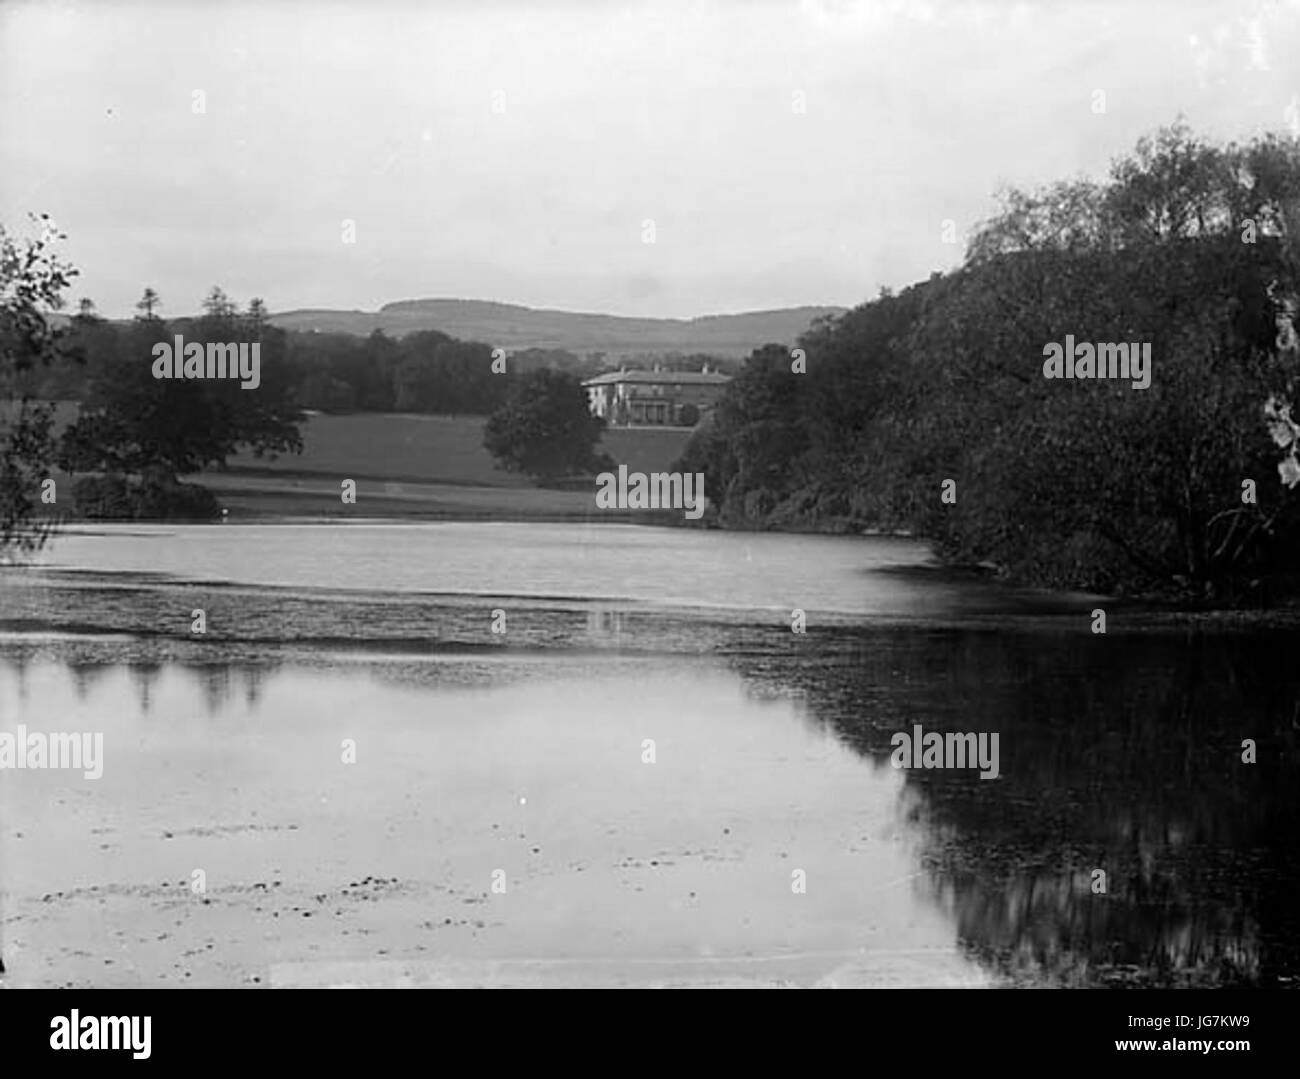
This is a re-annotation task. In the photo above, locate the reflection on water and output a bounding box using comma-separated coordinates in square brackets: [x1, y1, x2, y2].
[2, 523, 1296, 986]
[733, 628, 1300, 987]
[2, 645, 990, 988]
[3, 618, 1298, 987]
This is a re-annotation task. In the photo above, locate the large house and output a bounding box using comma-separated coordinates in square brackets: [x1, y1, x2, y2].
[582, 365, 731, 427]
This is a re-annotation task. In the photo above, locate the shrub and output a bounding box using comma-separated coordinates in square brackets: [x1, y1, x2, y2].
[72, 473, 221, 520]
[71, 474, 134, 518]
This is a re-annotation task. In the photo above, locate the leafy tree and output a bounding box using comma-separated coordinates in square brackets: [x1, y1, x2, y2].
[58, 290, 304, 492]
[287, 331, 366, 411]
[709, 344, 809, 517]
[201, 285, 236, 321]
[391, 332, 442, 411]
[0, 214, 78, 552]
[358, 328, 398, 410]
[483, 368, 609, 480]
[509, 348, 589, 376]
[246, 297, 268, 330]
[889, 235, 1296, 594]
[393, 333, 504, 414]
[915, 121, 1300, 596]
[683, 123, 1300, 599]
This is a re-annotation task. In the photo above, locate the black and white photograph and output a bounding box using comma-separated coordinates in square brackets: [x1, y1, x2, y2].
[0, 0, 1297, 1048]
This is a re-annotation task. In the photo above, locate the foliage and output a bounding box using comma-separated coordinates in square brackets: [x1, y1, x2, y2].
[680, 124, 1300, 601]
[0, 215, 78, 552]
[58, 297, 305, 480]
[71, 473, 221, 520]
[483, 368, 610, 480]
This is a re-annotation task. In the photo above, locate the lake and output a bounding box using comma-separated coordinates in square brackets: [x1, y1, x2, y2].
[1, 522, 1297, 987]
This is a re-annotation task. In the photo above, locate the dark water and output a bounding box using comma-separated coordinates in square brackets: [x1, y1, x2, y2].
[1, 523, 1298, 987]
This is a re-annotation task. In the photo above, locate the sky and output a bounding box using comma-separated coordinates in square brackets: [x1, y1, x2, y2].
[2, 0, 1298, 320]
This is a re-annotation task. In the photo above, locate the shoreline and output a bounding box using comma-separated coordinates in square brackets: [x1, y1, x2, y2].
[15, 505, 1300, 629]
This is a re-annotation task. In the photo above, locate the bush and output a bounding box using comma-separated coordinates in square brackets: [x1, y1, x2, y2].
[71, 474, 134, 518]
[73, 473, 221, 520]
[135, 478, 221, 520]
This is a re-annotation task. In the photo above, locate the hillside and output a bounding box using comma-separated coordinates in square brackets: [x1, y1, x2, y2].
[267, 299, 846, 358]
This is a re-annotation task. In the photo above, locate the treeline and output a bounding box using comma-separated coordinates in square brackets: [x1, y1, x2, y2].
[10, 309, 736, 416]
[8, 312, 508, 416]
[680, 123, 1300, 601]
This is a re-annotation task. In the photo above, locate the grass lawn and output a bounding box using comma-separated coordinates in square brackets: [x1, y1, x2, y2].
[213, 412, 694, 487]
[15, 406, 696, 520]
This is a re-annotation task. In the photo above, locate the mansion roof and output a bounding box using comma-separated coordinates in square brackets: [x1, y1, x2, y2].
[581, 370, 732, 387]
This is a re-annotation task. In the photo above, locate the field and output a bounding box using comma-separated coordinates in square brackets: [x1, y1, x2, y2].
[13, 405, 695, 520]
[216, 412, 694, 488]
[206, 412, 695, 519]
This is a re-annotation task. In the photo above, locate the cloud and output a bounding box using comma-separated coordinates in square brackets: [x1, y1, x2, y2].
[2, 0, 1295, 317]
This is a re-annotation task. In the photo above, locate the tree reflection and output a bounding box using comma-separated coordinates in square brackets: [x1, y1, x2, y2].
[733, 626, 1300, 987]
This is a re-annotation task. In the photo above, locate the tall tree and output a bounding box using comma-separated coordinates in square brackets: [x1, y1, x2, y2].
[246, 297, 268, 331]
[135, 287, 160, 320]
[201, 285, 237, 322]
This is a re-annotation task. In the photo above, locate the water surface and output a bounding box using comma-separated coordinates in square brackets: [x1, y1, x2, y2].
[1, 523, 1296, 987]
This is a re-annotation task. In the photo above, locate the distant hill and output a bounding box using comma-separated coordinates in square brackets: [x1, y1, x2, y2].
[267, 299, 847, 358]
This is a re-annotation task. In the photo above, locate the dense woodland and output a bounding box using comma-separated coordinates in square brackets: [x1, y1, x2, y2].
[14, 310, 537, 416]
[679, 123, 1300, 601]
